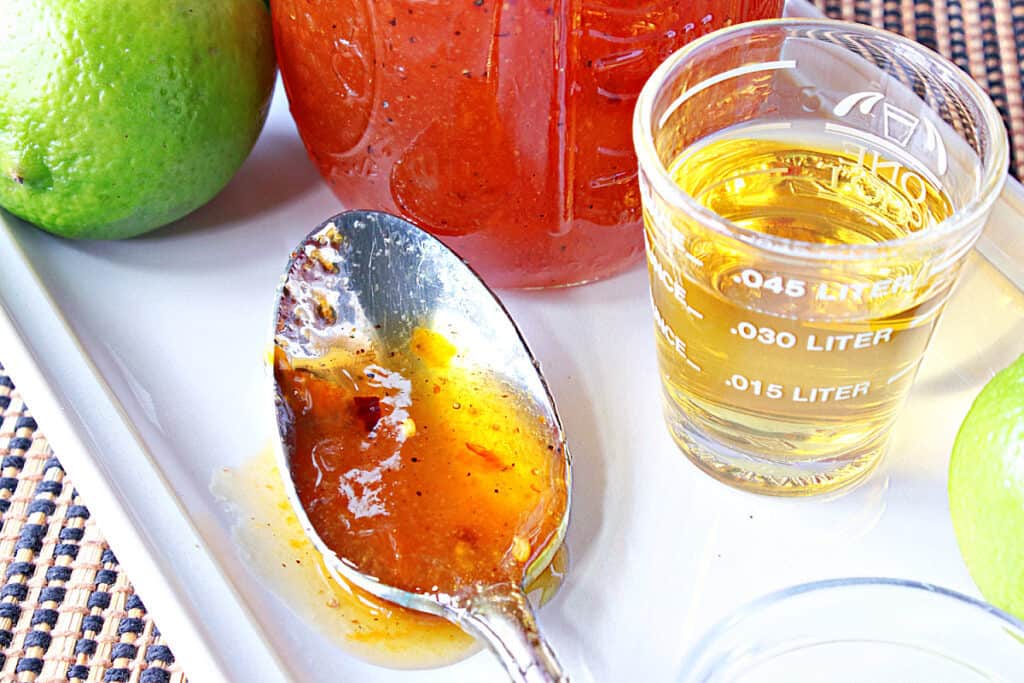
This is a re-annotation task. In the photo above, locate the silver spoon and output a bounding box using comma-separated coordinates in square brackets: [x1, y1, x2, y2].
[269, 210, 571, 682]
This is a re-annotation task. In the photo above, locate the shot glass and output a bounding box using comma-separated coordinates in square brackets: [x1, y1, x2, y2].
[632, 19, 1008, 495]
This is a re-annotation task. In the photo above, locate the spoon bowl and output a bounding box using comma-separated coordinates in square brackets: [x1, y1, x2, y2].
[269, 210, 571, 682]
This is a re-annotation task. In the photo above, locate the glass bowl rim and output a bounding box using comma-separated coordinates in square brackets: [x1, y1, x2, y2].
[678, 576, 1024, 677]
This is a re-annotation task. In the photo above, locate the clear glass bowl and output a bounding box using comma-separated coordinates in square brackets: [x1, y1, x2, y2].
[677, 578, 1024, 681]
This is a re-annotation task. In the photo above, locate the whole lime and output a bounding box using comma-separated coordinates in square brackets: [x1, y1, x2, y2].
[950, 353, 1024, 619]
[0, 0, 276, 239]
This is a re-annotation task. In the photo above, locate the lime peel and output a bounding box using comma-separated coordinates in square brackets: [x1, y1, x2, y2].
[0, 0, 276, 239]
[950, 353, 1024, 619]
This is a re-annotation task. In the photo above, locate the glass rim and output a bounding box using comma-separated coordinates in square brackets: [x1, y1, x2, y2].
[633, 18, 1009, 262]
[678, 576, 1024, 675]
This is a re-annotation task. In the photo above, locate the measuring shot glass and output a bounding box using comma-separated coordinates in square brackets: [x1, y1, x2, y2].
[633, 19, 1008, 495]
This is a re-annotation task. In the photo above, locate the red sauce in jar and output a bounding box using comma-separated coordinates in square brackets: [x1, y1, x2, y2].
[272, 0, 783, 288]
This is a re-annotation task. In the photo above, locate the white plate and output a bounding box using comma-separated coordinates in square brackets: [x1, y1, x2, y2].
[3, 11, 1024, 683]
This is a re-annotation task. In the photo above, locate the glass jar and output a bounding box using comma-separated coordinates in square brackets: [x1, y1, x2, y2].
[273, 0, 783, 288]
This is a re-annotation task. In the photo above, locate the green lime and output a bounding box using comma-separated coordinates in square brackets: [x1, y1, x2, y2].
[0, 0, 276, 239]
[950, 353, 1024, 619]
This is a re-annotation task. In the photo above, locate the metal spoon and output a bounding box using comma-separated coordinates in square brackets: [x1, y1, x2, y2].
[269, 210, 571, 682]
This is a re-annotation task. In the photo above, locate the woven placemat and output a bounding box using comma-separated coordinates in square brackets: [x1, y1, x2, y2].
[0, 367, 185, 683]
[814, 0, 1024, 179]
[0, 5, 1020, 682]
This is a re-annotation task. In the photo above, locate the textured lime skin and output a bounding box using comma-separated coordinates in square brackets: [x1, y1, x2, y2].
[950, 353, 1024, 619]
[0, 0, 276, 239]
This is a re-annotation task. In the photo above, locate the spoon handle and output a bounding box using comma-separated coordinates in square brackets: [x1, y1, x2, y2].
[452, 583, 568, 683]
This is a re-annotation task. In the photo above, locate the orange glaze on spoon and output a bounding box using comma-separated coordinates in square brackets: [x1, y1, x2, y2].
[275, 327, 569, 597]
[212, 447, 569, 670]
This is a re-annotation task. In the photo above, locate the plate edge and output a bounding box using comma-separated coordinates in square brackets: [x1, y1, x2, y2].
[0, 217, 294, 683]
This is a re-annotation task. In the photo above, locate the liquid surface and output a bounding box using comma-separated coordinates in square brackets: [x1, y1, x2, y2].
[212, 448, 568, 669]
[645, 125, 958, 494]
[275, 328, 568, 595]
[674, 136, 953, 243]
[272, 0, 782, 287]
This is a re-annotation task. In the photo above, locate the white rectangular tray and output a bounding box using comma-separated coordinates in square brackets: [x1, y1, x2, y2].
[3, 30, 1024, 683]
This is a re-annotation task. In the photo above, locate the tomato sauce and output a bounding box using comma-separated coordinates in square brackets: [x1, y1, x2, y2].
[272, 0, 783, 288]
